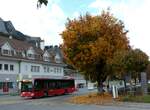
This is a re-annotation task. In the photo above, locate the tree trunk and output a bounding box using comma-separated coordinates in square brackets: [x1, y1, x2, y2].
[123, 78, 127, 94]
[97, 81, 104, 94]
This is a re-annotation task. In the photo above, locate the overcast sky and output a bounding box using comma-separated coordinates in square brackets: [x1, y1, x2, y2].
[0, 0, 150, 56]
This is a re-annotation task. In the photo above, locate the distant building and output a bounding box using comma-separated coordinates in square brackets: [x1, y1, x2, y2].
[63, 65, 86, 88]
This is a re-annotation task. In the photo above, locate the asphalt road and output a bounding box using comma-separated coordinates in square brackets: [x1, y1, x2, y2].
[0, 88, 150, 110]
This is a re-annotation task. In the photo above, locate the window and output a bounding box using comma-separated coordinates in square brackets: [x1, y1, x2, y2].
[54, 68, 56, 73]
[47, 67, 50, 72]
[8, 82, 13, 88]
[0, 64, 2, 70]
[28, 54, 32, 57]
[31, 66, 40, 72]
[59, 68, 62, 73]
[10, 65, 14, 71]
[56, 68, 58, 73]
[56, 68, 61, 74]
[4, 64, 8, 71]
[3, 49, 9, 54]
[35, 54, 41, 59]
[50, 68, 53, 72]
[28, 54, 35, 59]
[43, 66, 50, 73]
[2, 49, 13, 56]
[44, 67, 46, 72]
[11, 50, 14, 56]
[16, 52, 22, 57]
[37, 67, 40, 72]
[44, 56, 49, 61]
[0, 82, 2, 89]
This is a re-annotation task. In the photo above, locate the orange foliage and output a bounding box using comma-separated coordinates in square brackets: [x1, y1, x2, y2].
[61, 11, 129, 83]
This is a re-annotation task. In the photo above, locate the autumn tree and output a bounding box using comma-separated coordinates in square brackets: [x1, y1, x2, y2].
[61, 11, 129, 93]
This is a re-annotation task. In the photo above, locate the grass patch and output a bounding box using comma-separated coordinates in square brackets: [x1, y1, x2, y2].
[122, 95, 150, 103]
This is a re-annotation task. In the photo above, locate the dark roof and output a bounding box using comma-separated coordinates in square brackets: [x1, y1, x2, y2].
[0, 35, 43, 54]
[45, 45, 63, 57]
[0, 18, 42, 44]
[0, 20, 8, 34]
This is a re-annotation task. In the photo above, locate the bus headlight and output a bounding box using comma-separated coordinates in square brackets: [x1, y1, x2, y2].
[31, 93, 34, 96]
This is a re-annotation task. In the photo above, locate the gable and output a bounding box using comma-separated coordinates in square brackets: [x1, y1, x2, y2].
[43, 51, 49, 57]
[1, 42, 13, 50]
[1, 42, 15, 56]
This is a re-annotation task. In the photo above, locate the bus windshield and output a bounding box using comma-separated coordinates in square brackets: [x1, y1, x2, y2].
[21, 82, 33, 92]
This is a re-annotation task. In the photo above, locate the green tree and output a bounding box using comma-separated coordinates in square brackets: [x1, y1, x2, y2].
[125, 49, 149, 84]
[61, 11, 129, 93]
[112, 49, 149, 86]
[146, 62, 150, 80]
[110, 50, 129, 89]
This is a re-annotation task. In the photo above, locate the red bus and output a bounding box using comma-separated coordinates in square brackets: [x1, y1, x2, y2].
[20, 78, 75, 98]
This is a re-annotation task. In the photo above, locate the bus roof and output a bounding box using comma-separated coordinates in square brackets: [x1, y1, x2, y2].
[33, 77, 74, 80]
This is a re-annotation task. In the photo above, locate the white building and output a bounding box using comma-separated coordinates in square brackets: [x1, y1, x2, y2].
[0, 35, 65, 94]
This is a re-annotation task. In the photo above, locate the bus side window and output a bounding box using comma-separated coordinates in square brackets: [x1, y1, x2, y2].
[44, 80, 48, 89]
[57, 81, 61, 89]
[48, 81, 54, 89]
[34, 80, 42, 91]
[34, 81, 38, 90]
[50, 82, 55, 89]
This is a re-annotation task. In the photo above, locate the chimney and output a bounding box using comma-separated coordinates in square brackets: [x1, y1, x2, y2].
[40, 40, 45, 50]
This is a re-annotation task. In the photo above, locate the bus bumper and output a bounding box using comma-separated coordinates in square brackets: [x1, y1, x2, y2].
[21, 92, 35, 97]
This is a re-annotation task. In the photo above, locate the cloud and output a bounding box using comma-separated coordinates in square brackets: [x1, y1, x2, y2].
[0, 0, 66, 45]
[72, 12, 80, 19]
[89, 0, 150, 56]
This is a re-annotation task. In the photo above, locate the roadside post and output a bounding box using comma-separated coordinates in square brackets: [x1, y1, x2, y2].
[112, 85, 118, 99]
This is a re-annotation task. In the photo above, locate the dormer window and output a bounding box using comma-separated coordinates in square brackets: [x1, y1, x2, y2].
[3, 49, 9, 54]
[35, 54, 41, 59]
[1, 42, 14, 56]
[16, 51, 22, 57]
[2, 49, 14, 56]
[27, 47, 35, 59]
[55, 54, 61, 63]
[43, 51, 50, 62]
[44, 56, 49, 61]
[28, 53, 35, 59]
[28, 54, 32, 57]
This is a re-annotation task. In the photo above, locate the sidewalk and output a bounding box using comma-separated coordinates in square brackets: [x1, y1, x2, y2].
[0, 90, 19, 96]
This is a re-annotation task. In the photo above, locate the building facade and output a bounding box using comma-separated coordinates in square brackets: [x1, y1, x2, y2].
[0, 35, 65, 94]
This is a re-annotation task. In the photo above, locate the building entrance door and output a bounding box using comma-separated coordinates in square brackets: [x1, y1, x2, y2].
[3, 82, 9, 92]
